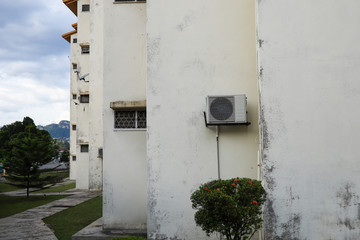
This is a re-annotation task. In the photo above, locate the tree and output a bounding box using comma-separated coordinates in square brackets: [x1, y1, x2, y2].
[0, 117, 34, 162]
[191, 178, 266, 240]
[1, 118, 58, 197]
[60, 150, 70, 168]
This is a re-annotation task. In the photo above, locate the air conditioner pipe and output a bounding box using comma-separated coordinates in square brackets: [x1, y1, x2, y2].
[216, 126, 220, 180]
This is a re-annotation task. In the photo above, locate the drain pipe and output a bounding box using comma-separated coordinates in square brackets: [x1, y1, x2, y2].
[217, 126, 222, 240]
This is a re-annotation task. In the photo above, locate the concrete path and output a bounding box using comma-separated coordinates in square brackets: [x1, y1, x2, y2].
[0, 184, 101, 240]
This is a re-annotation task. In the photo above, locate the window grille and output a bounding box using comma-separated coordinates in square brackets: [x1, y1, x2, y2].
[80, 94, 89, 103]
[72, 94, 77, 100]
[115, 110, 146, 129]
[81, 145, 89, 152]
[82, 4, 90, 12]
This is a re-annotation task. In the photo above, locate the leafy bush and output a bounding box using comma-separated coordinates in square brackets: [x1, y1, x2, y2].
[191, 178, 266, 240]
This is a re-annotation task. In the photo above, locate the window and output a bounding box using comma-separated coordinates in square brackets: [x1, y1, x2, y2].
[73, 64, 77, 71]
[115, 110, 146, 129]
[72, 156, 76, 161]
[98, 148, 103, 158]
[72, 124, 76, 130]
[80, 94, 89, 103]
[81, 45, 90, 54]
[73, 38, 77, 43]
[73, 94, 77, 100]
[80, 144, 89, 152]
[82, 4, 90, 11]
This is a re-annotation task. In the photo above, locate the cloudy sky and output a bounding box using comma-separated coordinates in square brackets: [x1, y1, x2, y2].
[0, 1, 77, 126]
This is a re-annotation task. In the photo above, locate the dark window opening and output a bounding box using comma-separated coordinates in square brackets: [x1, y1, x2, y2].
[80, 145, 89, 152]
[80, 94, 89, 103]
[82, 4, 90, 12]
[81, 45, 90, 54]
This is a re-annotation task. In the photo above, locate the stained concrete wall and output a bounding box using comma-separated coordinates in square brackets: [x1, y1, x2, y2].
[102, 2, 147, 230]
[75, 0, 91, 190]
[257, 1, 360, 239]
[147, 0, 259, 239]
[69, 33, 78, 180]
[88, 0, 103, 191]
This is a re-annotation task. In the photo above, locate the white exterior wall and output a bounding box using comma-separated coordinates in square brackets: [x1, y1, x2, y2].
[88, 0, 103, 191]
[257, 1, 360, 239]
[102, 2, 147, 230]
[69, 33, 79, 180]
[147, 1, 258, 239]
[76, 0, 91, 190]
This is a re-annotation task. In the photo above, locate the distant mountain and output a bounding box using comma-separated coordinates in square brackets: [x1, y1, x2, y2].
[37, 120, 70, 139]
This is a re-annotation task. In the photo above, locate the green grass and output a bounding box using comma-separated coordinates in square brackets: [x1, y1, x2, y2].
[0, 181, 22, 193]
[43, 196, 102, 240]
[40, 170, 69, 180]
[34, 183, 75, 193]
[0, 194, 68, 219]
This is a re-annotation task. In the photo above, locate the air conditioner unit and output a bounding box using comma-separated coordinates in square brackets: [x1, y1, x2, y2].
[206, 94, 247, 125]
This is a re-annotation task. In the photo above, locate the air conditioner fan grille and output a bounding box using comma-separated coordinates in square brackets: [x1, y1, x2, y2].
[210, 97, 234, 120]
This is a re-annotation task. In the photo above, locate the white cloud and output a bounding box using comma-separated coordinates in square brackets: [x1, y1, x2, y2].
[0, 0, 75, 126]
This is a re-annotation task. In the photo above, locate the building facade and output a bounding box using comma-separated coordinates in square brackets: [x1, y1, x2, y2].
[62, 0, 360, 239]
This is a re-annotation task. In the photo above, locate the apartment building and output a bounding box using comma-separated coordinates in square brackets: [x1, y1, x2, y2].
[63, 0, 360, 239]
[62, 0, 102, 191]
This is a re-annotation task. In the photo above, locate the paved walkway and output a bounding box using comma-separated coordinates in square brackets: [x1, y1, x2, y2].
[0, 181, 101, 240]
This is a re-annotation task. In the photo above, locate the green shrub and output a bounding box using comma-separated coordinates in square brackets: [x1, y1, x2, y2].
[191, 178, 266, 240]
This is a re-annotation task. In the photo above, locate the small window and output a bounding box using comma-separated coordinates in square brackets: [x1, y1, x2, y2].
[73, 64, 77, 70]
[80, 144, 89, 152]
[72, 156, 76, 161]
[80, 94, 89, 103]
[98, 148, 103, 158]
[73, 38, 77, 43]
[82, 4, 90, 12]
[81, 45, 90, 54]
[72, 124, 76, 130]
[115, 110, 146, 129]
[72, 94, 77, 100]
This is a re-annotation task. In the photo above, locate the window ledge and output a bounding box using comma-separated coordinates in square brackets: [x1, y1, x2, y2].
[113, 1, 146, 4]
[113, 128, 147, 131]
[110, 100, 146, 110]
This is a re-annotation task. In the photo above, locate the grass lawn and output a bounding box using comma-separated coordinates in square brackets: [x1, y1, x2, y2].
[0, 194, 68, 219]
[40, 170, 69, 181]
[34, 183, 75, 193]
[0, 181, 22, 193]
[43, 196, 102, 240]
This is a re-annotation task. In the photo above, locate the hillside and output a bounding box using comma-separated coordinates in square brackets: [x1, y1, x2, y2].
[37, 120, 70, 139]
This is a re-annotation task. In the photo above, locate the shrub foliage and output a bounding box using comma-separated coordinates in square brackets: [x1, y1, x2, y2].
[191, 178, 266, 240]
